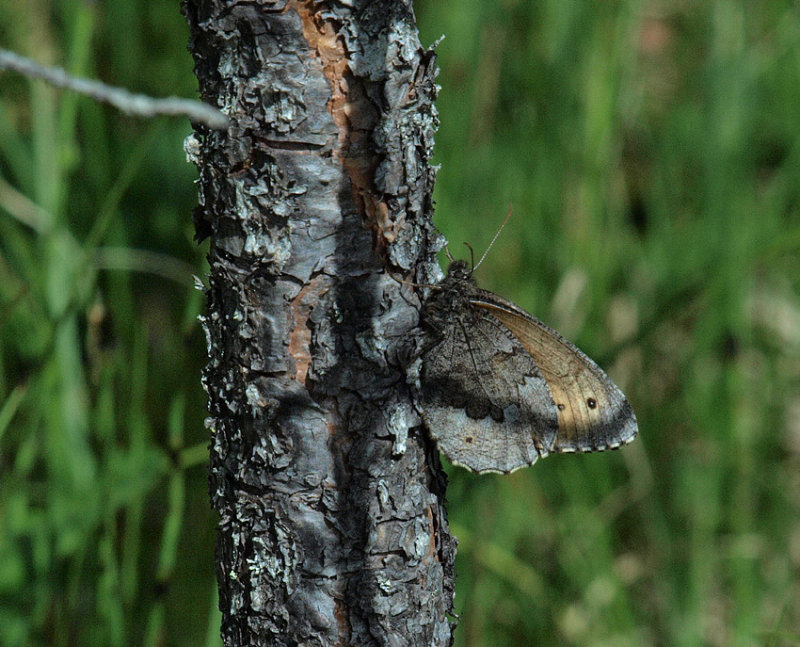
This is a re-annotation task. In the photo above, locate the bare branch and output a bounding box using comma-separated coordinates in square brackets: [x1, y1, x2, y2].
[0, 48, 228, 130]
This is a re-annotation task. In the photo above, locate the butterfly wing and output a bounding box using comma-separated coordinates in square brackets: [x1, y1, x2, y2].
[420, 304, 559, 474]
[472, 294, 637, 453]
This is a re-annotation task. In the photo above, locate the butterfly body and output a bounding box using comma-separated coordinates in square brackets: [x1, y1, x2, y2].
[420, 260, 637, 474]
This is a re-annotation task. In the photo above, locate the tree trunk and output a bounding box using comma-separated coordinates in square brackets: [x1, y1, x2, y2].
[182, 1, 455, 645]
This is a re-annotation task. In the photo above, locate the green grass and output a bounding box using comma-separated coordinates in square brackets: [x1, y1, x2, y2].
[2, 1, 800, 646]
[0, 2, 216, 645]
[420, 1, 800, 645]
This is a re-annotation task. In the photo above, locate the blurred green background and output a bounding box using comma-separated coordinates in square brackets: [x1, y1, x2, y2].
[2, 1, 799, 646]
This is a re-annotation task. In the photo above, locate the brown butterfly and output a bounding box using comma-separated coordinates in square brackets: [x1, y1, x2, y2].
[419, 260, 637, 474]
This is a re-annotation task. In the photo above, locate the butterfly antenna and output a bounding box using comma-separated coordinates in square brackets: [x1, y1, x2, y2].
[463, 242, 475, 270]
[474, 203, 513, 271]
[445, 242, 455, 262]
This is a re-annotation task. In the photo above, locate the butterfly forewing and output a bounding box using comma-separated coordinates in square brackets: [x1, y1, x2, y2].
[419, 260, 637, 473]
[470, 293, 637, 453]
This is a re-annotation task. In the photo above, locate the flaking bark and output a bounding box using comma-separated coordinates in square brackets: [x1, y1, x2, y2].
[182, 1, 455, 645]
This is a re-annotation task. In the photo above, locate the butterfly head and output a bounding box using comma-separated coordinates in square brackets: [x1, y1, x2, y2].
[420, 260, 477, 331]
[445, 259, 474, 284]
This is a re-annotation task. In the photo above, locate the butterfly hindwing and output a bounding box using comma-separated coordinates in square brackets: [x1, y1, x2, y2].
[419, 260, 637, 473]
[420, 262, 560, 473]
[420, 298, 558, 473]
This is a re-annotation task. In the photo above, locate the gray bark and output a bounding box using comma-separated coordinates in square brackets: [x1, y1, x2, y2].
[182, 1, 455, 645]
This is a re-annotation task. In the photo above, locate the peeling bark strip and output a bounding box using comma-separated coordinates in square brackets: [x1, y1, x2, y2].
[182, 1, 455, 645]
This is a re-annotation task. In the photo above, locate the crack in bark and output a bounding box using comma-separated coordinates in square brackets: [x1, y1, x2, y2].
[291, 0, 390, 249]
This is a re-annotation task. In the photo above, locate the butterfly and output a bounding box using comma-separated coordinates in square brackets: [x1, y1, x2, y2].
[419, 259, 637, 474]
